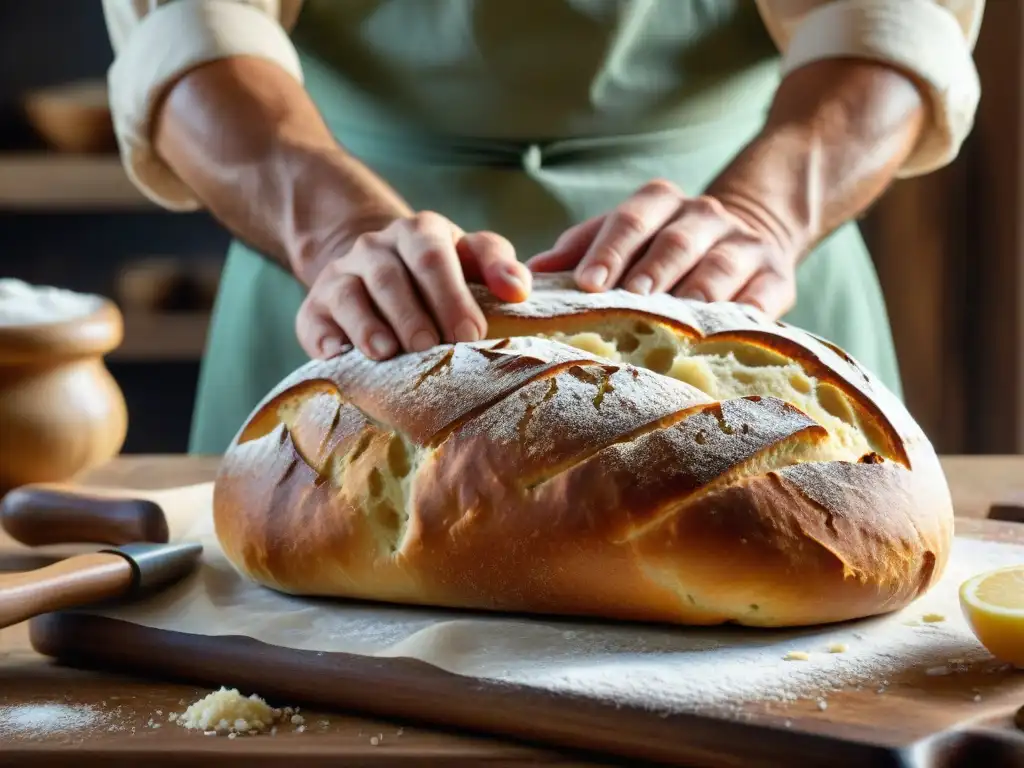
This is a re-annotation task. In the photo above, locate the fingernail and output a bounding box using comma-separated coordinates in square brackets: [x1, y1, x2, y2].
[628, 275, 654, 295]
[318, 337, 344, 359]
[454, 319, 481, 343]
[502, 266, 530, 292]
[679, 289, 707, 302]
[410, 330, 437, 352]
[580, 265, 609, 290]
[369, 331, 396, 359]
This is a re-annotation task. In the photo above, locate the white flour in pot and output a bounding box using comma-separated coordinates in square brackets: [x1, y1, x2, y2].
[0, 278, 104, 327]
[0, 703, 104, 738]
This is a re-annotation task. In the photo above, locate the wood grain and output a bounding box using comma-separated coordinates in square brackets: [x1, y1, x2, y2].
[966, 3, 1024, 453]
[19, 517, 1024, 768]
[2, 455, 1024, 767]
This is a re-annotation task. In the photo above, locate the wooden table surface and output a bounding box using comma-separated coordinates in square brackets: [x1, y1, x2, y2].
[0, 453, 1021, 766]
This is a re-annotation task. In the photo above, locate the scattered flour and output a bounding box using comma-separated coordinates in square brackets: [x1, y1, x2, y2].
[0, 278, 103, 327]
[471, 536, 1020, 715]
[0, 703, 104, 738]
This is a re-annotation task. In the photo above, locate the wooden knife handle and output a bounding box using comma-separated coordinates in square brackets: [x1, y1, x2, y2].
[0, 552, 133, 629]
[0, 483, 169, 546]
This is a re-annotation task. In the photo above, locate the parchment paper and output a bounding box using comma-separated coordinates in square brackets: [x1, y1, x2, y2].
[88, 485, 1023, 712]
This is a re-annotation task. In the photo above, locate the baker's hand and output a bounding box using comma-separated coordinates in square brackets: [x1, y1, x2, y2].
[296, 212, 531, 361]
[527, 180, 796, 319]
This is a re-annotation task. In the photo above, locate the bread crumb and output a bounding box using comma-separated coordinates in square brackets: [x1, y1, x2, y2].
[370, 736, 380, 746]
[171, 687, 297, 737]
[816, 698, 828, 711]
[827, 643, 848, 654]
[926, 666, 951, 677]
[973, 694, 982, 703]
[784, 651, 810, 661]
[922, 613, 946, 623]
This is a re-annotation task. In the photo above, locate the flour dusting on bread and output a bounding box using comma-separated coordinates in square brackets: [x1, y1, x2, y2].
[213, 275, 952, 628]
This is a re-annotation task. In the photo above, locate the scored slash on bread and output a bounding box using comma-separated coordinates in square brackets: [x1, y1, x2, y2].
[213, 273, 953, 628]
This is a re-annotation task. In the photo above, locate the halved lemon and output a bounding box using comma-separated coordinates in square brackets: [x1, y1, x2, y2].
[960, 565, 1024, 667]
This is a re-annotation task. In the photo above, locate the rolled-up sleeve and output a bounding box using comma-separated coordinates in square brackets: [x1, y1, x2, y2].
[756, 0, 985, 177]
[102, 0, 304, 210]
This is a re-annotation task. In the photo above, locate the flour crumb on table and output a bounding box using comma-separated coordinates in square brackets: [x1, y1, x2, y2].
[171, 687, 314, 737]
[815, 698, 828, 712]
[921, 613, 946, 624]
[0, 703, 105, 739]
[827, 643, 848, 654]
[784, 651, 810, 661]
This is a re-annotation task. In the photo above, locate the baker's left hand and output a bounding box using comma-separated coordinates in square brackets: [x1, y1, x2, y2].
[526, 179, 797, 319]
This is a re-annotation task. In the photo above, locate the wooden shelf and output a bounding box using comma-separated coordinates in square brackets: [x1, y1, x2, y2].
[110, 311, 210, 363]
[0, 154, 155, 210]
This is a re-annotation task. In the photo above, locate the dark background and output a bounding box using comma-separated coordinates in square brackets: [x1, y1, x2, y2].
[0, 1, 229, 454]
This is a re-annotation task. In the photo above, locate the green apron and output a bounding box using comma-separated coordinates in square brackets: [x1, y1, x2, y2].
[189, 0, 902, 454]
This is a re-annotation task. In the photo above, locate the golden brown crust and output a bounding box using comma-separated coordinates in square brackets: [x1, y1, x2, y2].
[212, 275, 953, 628]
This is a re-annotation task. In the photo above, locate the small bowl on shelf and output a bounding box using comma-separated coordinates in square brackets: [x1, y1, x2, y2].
[0, 281, 128, 496]
[21, 80, 116, 154]
[116, 256, 224, 314]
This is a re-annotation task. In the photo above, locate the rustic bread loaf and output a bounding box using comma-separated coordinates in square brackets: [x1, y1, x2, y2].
[213, 273, 953, 628]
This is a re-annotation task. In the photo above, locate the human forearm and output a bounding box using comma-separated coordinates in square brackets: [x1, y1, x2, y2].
[529, 57, 929, 317]
[152, 55, 412, 286]
[706, 58, 927, 259]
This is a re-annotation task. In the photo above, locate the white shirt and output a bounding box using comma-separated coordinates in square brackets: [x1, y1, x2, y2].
[101, 0, 985, 212]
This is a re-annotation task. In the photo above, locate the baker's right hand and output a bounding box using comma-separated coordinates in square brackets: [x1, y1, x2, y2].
[296, 212, 531, 361]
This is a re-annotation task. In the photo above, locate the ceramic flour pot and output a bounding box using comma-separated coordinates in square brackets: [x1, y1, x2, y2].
[0, 286, 128, 495]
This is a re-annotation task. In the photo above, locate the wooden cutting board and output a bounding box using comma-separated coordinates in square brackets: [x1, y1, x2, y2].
[18, 516, 1024, 768]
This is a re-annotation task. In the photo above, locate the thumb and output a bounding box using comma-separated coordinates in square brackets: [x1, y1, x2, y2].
[526, 215, 604, 272]
[457, 231, 532, 302]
